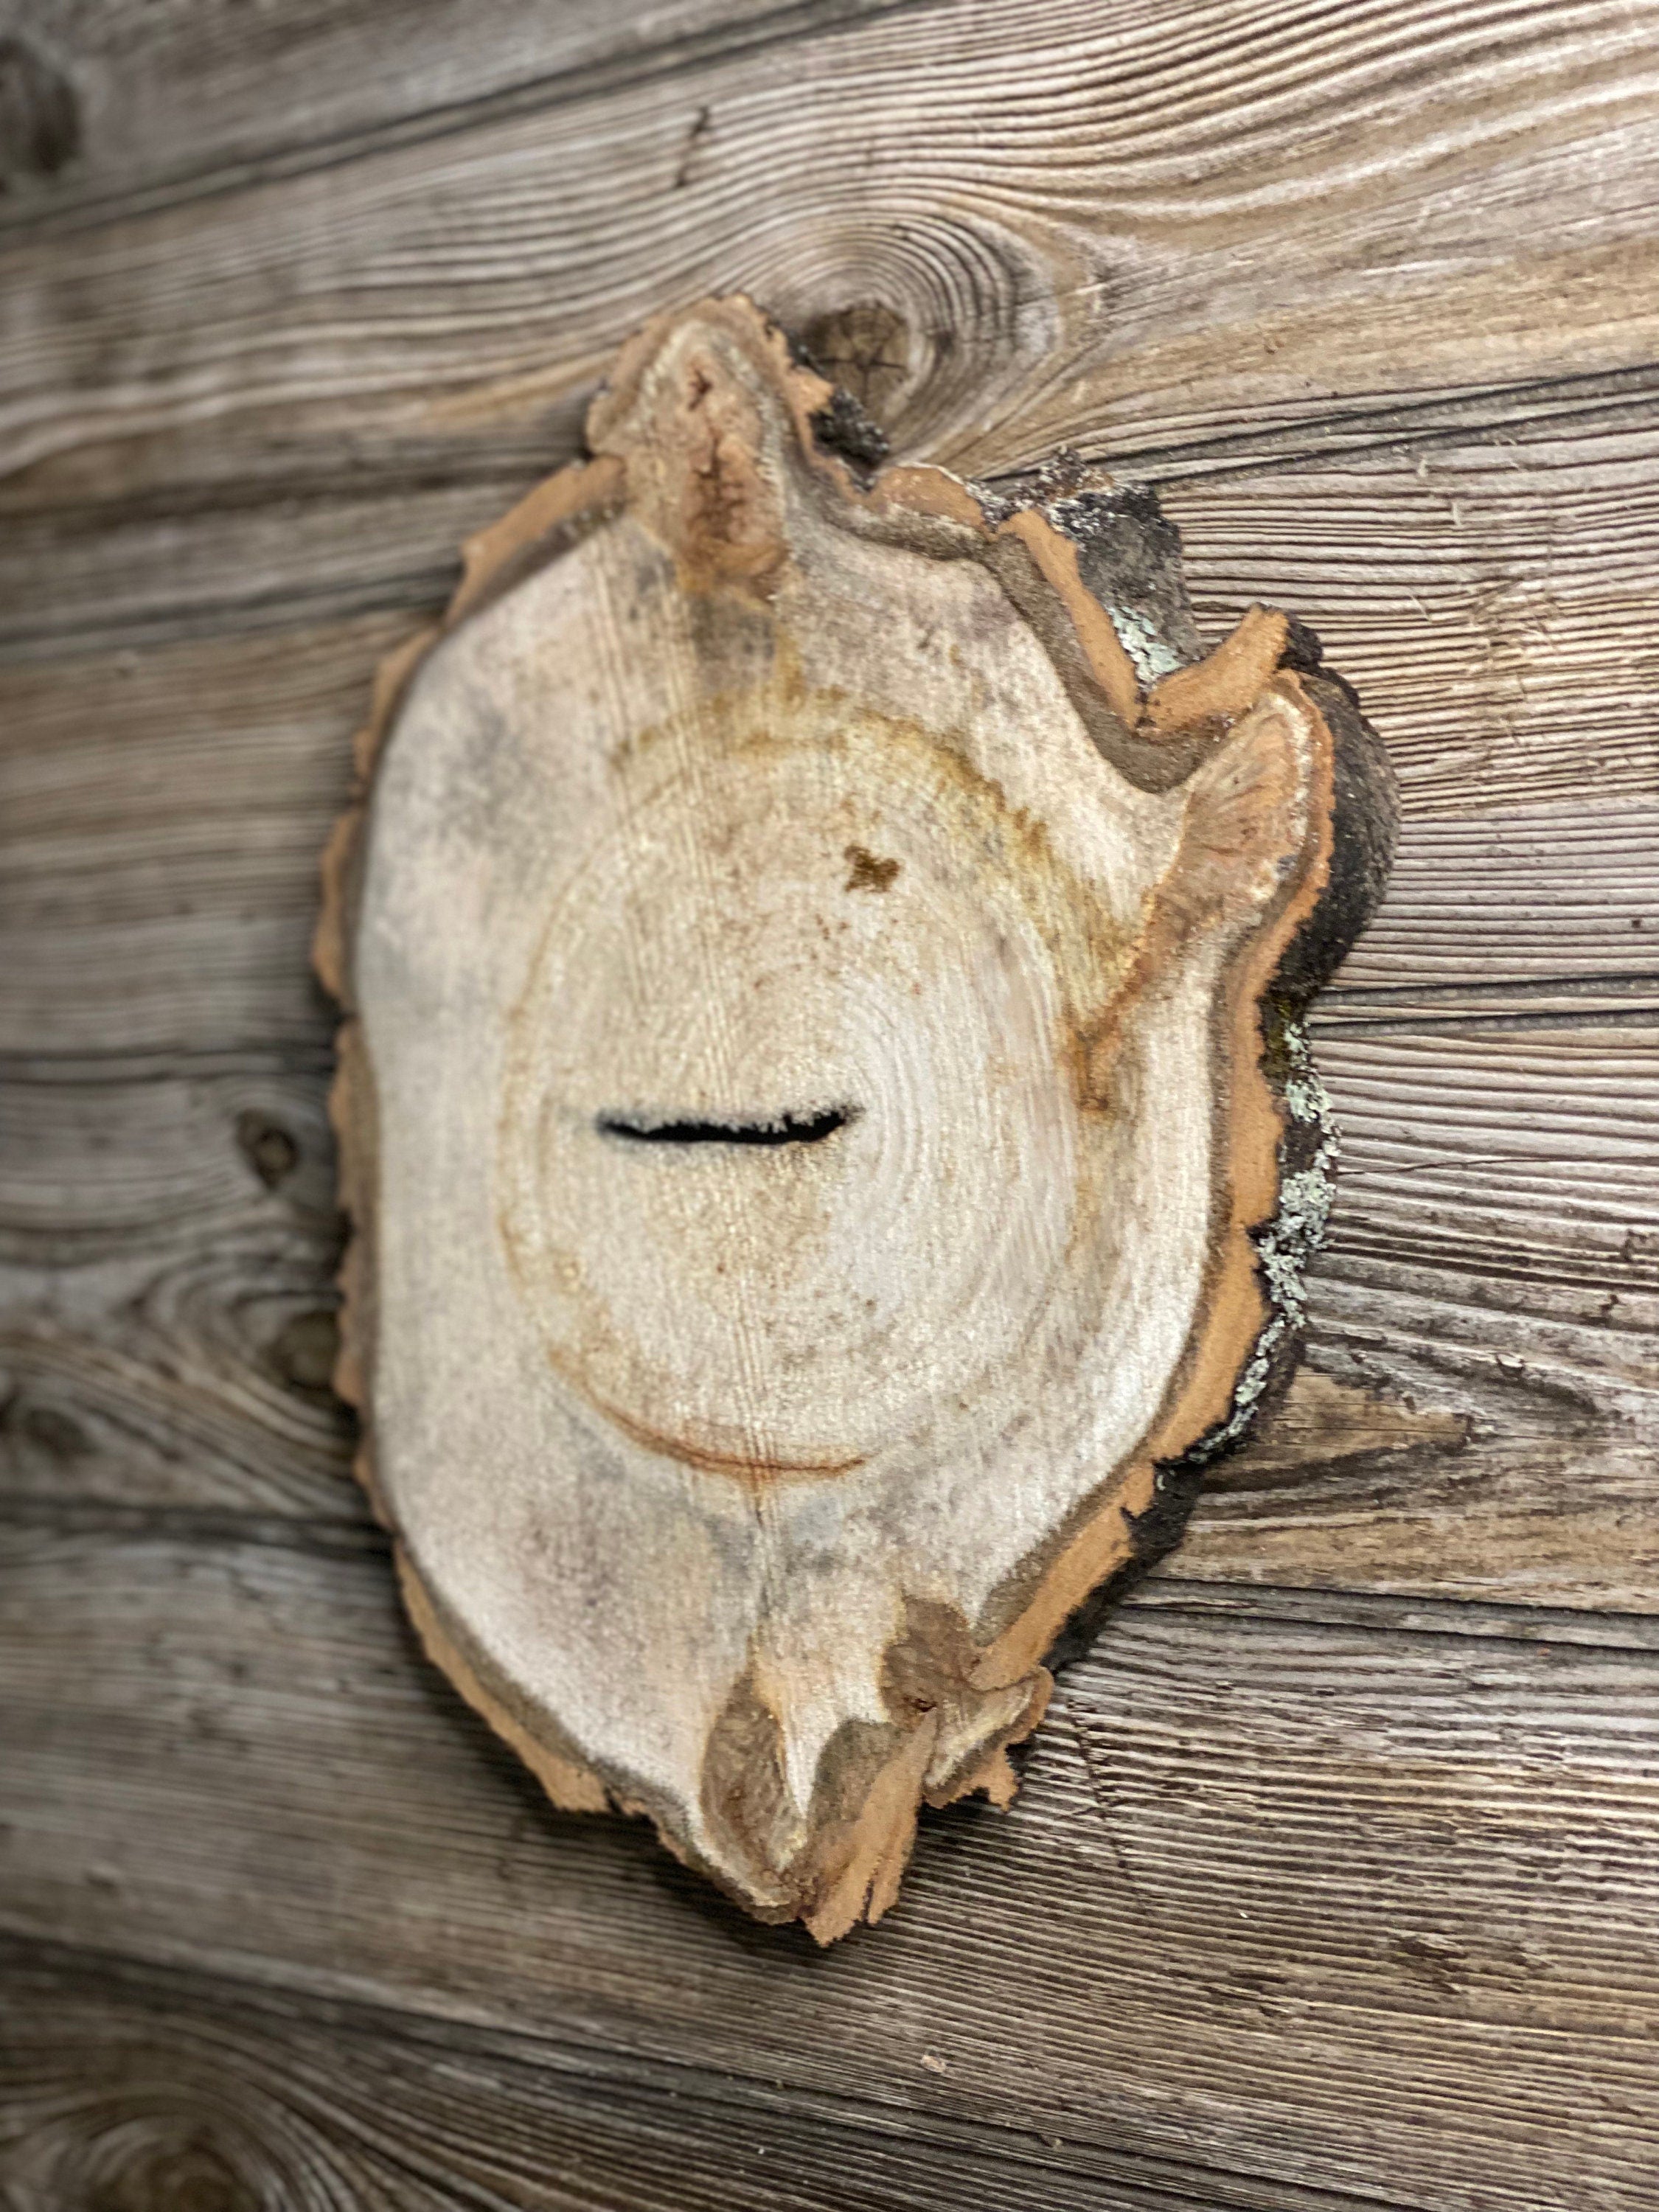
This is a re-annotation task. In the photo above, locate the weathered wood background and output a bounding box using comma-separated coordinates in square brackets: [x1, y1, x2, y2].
[2, 0, 1657, 2203]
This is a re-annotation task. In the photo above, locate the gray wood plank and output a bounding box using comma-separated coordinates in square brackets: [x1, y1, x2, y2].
[4, 0, 1658, 532]
[1, 1526, 1656, 2211]
[0, 0, 911, 223]
[0, 1935, 1399, 2212]
[0, 613, 395, 1060]
[1162, 420, 1659, 819]
[0, 1066, 354, 1520]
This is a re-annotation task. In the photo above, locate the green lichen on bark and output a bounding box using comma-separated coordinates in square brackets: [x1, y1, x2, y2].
[1186, 1004, 1338, 1472]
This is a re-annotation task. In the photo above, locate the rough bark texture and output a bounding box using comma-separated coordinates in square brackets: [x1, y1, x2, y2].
[320, 296, 1394, 1935]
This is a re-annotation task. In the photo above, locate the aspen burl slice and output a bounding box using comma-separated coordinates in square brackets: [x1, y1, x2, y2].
[317, 296, 1396, 1941]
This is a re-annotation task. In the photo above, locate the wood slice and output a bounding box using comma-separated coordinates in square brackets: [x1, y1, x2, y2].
[318, 296, 1396, 1939]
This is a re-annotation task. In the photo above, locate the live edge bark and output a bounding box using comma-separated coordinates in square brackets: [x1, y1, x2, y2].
[316, 296, 1397, 1939]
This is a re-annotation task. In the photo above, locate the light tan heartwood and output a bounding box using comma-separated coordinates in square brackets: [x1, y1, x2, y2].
[317, 296, 1394, 1938]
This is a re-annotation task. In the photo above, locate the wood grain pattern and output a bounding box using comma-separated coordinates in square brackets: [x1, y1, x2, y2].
[2, 1526, 1658, 2209]
[0, 1068, 353, 1520]
[4, 0, 1659, 524]
[0, 0, 905, 223]
[0, 616, 399, 1060]
[1165, 423, 1659, 819]
[1326, 798, 1659, 1013]
[1178, 1025, 1659, 1601]
[0, 1938, 1439, 2212]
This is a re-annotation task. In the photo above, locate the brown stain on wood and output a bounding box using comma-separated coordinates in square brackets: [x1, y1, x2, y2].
[557, 1388, 870, 1484]
[589, 301, 823, 595]
[843, 842, 900, 892]
[1222, 1368, 1474, 1482]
